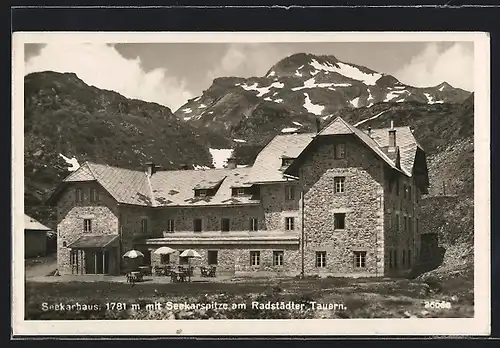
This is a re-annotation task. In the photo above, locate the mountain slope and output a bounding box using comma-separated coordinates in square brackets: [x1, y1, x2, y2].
[175, 53, 471, 142]
[24, 71, 232, 226]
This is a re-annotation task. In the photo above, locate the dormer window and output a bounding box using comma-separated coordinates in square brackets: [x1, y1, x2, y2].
[232, 187, 249, 196]
[281, 158, 295, 167]
[195, 189, 211, 197]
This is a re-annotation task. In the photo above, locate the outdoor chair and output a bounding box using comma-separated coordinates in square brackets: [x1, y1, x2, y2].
[154, 267, 165, 276]
[208, 266, 217, 277]
[200, 266, 209, 277]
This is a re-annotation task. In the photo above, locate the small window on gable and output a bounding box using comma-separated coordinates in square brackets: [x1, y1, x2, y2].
[334, 177, 345, 193]
[167, 219, 175, 233]
[395, 180, 400, 196]
[403, 184, 407, 199]
[197, 189, 207, 197]
[221, 218, 230, 232]
[89, 188, 99, 202]
[335, 143, 345, 159]
[83, 219, 92, 233]
[249, 218, 258, 231]
[141, 218, 148, 234]
[193, 219, 202, 232]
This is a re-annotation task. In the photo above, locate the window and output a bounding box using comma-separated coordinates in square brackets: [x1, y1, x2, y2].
[140, 219, 148, 234]
[193, 219, 202, 232]
[75, 188, 83, 203]
[393, 249, 398, 269]
[236, 188, 246, 196]
[402, 250, 406, 267]
[285, 185, 295, 200]
[273, 251, 284, 266]
[408, 250, 412, 267]
[285, 217, 295, 231]
[334, 213, 346, 230]
[335, 143, 345, 159]
[160, 254, 170, 264]
[316, 251, 327, 267]
[83, 219, 92, 233]
[334, 177, 345, 193]
[282, 158, 294, 167]
[403, 184, 407, 199]
[221, 218, 230, 232]
[208, 250, 218, 265]
[395, 214, 399, 232]
[167, 219, 175, 233]
[198, 190, 207, 197]
[249, 218, 258, 231]
[354, 251, 367, 268]
[389, 249, 393, 269]
[409, 186, 412, 200]
[250, 251, 260, 266]
[403, 216, 407, 232]
[89, 188, 99, 202]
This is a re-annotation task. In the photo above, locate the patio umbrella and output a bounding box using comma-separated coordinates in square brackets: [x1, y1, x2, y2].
[153, 246, 177, 255]
[122, 250, 145, 258]
[179, 249, 201, 282]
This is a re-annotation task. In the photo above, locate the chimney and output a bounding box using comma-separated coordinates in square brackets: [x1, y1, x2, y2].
[388, 121, 397, 152]
[315, 118, 321, 133]
[367, 126, 372, 137]
[226, 157, 237, 169]
[145, 161, 160, 177]
[179, 164, 191, 170]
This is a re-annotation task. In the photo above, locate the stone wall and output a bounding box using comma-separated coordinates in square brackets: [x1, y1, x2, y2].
[152, 205, 264, 234]
[56, 182, 119, 275]
[147, 243, 301, 276]
[299, 135, 386, 277]
[260, 183, 301, 232]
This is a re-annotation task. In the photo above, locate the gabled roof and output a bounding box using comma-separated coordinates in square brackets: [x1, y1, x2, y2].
[24, 214, 51, 231]
[49, 162, 259, 208]
[246, 132, 316, 184]
[150, 167, 259, 207]
[369, 126, 423, 177]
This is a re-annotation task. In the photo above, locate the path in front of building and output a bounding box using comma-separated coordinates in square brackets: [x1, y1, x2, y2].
[25, 253, 57, 278]
[26, 273, 237, 284]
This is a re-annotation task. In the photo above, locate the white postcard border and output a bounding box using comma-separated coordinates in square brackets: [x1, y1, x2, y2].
[12, 31, 491, 336]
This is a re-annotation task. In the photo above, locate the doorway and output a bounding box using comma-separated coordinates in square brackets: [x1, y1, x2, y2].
[84, 250, 110, 274]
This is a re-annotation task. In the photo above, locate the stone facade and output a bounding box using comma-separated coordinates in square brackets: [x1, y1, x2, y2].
[299, 136, 386, 277]
[56, 182, 120, 275]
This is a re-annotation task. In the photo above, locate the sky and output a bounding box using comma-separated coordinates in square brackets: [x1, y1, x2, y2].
[24, 41, 474, 111]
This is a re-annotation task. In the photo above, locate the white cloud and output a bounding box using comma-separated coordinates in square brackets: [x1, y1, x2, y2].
[206, 43, 290, 81]
[393, 43, 474, 91]
[24, 43, 193, 110]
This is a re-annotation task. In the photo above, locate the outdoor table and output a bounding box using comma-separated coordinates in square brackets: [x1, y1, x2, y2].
[138, 266, 151, 276]
[127, 271, 143, 283]
[170, 270, 187, 283]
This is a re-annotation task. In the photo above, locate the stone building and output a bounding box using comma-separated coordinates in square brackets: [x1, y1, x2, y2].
[47, 116, 429, 277]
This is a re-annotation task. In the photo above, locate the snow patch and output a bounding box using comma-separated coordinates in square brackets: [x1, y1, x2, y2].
[424, 93, 444, 104]
[233, 139, 247, 143]
[193, 165, 211, 170]
[208, 111, 214, 114]
[199, 103, 207, 108]
[291, 77, 352, 91]
[292, 121, 303, 127]
[309, 59, 382, 85]
[183, 108, 193, 113]
[384, 90, 408, 102]
[439, 85, 445, 91]
[303, 93, 324, 116]
[240, 81, 284, 97]
[193, 96, 201, 102]
[350, 97, 360, 108]
[59, 153, 80, 171]
[209, 148, 234, 169]
[264, 97, 273, 101]
[183, 116, 193, 121]
[281, 127, 299, 133]
[274, 98, 283, 103]
[354, 109, 391, 127]
[267, 70, 276, 77]
[366, 88, 374, 107]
